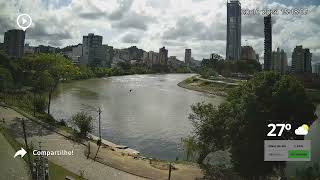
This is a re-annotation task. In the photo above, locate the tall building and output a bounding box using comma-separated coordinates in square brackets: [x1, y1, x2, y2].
[71, 44, 83, 64]
[35, 45, 56, 54]
[304, 48, 312, 73]
[4, 29, 25, 58]
[291, 45, 312, 73]
[159, 47, 168, 65]
[24, 44, 35, 54]
[184, 49, 192, 66]
[143, 51, 159, 66]
[0, 43, 4, 51]
[103, 45, 114, 67]
[226, 0, 241, 61]
[240, 46, 257, 61]
[168, 56, 185, 69]
[313, 63, 320, 75]
[81, 33, 107, 66]
[271, 48, 287, 74]
[113, 49, 130, 62]
[127, 46, 144, 60]
[264, 14, 272, 70]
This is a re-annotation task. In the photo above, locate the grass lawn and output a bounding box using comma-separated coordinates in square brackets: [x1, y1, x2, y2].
[0, 132, 30, 180]
[0, 126, 86, 180]
[49, 161, 86, 180]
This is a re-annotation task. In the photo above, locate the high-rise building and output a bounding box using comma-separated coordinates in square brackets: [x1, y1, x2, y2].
[240, 46, 257, 61]
[226, 0, 241, 61]
[304, 48, 312, 73]
[313, 63, 320, 75]
[264, 14, 272, 70]
[24, 44, 35, 54]
[291, 45, 312, 73]
[271, 48, 287, 74]
[81, 33, 107, 66]
[35, 45, 57, 54]
[113, 49, 130, 62]
[127, 46, 144, 60]
[4, 29, 25, 58]
[143, 51, 159, 66]
[71, 44, 83, 64]
[159, 47, 168, 65]
[103, 45, 114, 67]
[168, 56, 185, 69]
[185, 49, 192, 66]
[0, 43, 4, 51]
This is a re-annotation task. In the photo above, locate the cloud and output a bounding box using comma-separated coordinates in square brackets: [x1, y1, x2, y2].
[78, 12, 107, 20]
[242, 15, 264, 38]
[0, 0, 319, 61]
[295, 126, 308, 135]
[112, 12, 155, 31]
[162, 16, 225, 41]
[109, 0, 134, 20]
[121, 32, 140, 43]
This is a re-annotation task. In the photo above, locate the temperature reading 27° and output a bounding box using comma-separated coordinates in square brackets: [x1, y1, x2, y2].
[267, 124, 292, 137]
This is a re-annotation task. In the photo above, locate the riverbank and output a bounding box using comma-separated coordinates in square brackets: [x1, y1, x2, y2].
[177, 75, 239, 97]
[0, 105, 203, 179]
[50, 74, 220, 161]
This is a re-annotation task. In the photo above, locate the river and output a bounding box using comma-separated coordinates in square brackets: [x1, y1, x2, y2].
[51, 74, 224, 160]
[51, 73, 320, 173]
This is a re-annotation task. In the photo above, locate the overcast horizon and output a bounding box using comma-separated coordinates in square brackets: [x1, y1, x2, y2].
[0, 0, 319, 64]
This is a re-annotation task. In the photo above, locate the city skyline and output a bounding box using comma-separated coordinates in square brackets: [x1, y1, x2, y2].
[0, 0, 319, 63]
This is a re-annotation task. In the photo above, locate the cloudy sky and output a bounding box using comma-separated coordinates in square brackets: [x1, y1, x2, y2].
[0, 0, 319, 64]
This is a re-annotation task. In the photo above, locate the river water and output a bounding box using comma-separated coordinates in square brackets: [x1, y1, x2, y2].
[51, 73, 320, 172]
[51, 74, 224, 160]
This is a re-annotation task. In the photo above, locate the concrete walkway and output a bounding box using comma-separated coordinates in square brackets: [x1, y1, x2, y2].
[0, 106, 146, 180]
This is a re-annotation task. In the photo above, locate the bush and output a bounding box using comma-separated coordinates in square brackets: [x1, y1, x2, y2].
[33, 94, 48, 112]
[71, 112, 94, 138]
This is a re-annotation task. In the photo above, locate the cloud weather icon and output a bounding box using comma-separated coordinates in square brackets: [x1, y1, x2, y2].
[294, 124, 309, 136]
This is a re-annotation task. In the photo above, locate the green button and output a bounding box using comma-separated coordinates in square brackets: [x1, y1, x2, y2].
[288, 150, 310, 159]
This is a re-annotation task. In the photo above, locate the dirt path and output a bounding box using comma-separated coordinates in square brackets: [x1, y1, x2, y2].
[89, 142, 202, 180]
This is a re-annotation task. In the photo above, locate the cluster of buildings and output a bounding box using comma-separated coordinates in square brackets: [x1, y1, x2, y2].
[142, 47, 168, 66]
[1, 29, 195, 69]
[226, 0, 314, 75]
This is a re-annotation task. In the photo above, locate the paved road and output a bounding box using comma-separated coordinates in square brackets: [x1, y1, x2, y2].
[0, 106, 146, 180]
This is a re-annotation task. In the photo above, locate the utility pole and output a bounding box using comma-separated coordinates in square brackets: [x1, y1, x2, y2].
[168, 163, 172, 180]
[94, 107, 102, 160]
[98, 107, 101, 141]
[33, 89, 36, 117]
[21, 118, 33, 174]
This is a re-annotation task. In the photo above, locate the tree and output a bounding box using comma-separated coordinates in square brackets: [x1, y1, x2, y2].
[71, 112, 94, 138]
[188, 72, 317, 179]
[0, 66, 14, 91]
[181, 137, 198, 161]
[33, 94, 48, 112]
[23, 53, 80, 114]
[199, 67, 218, 79]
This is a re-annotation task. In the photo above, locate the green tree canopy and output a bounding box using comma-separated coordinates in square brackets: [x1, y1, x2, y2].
[23, 53, 80, 114]
[189, 72, 317, 179]
[71, 111, 94, 138]
[0, 66, 14, 91]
